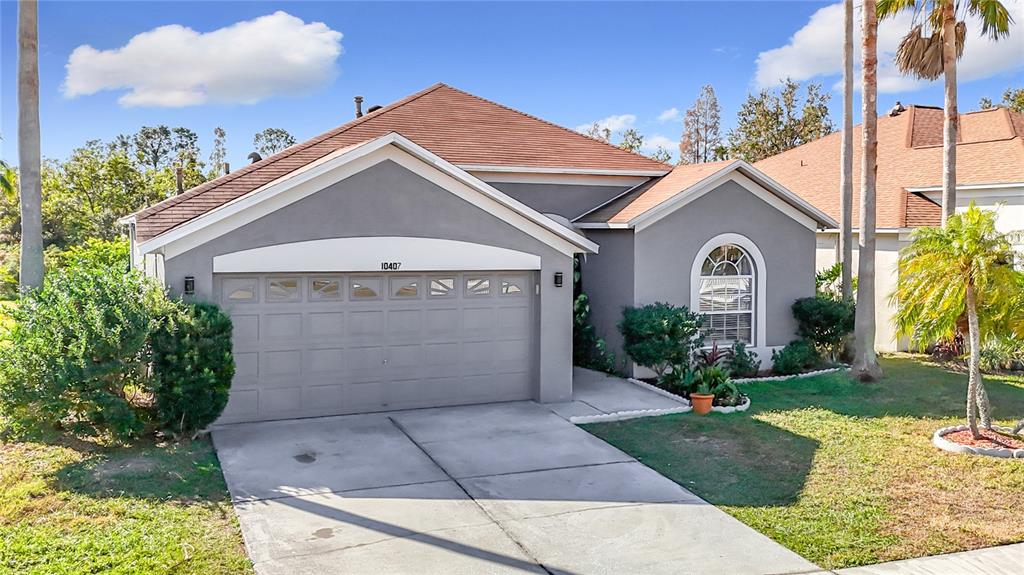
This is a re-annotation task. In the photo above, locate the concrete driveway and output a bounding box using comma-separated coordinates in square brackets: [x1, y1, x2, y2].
[213, 401, 817, 575]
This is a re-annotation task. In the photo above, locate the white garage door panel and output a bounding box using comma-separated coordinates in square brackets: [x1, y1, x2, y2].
[216, 271, 536, 423]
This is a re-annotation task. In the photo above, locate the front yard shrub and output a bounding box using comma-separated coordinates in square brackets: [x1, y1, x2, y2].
[619, 302, 704, 377]
[979, 335, 1024, 372]
[149, 302, 235, 437]
[573, 292, 617, 374]
[792, 296, 854, 361]
[771, 340, 822, 376]
[725, 341, 761, 377]
[0, 257, 165, 440]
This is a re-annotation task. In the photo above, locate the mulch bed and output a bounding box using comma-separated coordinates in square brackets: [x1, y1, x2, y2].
[943, 428, 1024, 450]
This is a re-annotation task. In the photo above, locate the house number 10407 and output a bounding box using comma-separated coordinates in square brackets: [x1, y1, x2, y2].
[381, 262, 402, 271]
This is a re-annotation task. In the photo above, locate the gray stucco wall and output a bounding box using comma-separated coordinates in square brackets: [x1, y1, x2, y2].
[577, 230, 635, 365]
[163, 159, 576, 403]
[486, 182, 633, 219]
[633, 179, 815, 348]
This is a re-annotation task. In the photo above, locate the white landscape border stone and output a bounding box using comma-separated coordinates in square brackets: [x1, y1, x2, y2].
[932, 425, 1024, 459]
[732, 366, 846, 384]
[570, 405, 692, 425]
[621, 377, 751, 415]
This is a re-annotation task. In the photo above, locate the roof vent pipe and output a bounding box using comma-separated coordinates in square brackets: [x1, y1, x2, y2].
[223, 162, 230, 175]
[175, 166, 184, 195]
[354, 96, 364, 118]
[889, 101, 906, 116]
[367, 105, 382, 114]
[247, 152, 262, 164]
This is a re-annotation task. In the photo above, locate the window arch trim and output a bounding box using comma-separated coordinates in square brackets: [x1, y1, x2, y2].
[689, 233, 767, 347]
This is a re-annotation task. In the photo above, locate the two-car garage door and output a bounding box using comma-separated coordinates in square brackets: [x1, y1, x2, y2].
[216, 271, 535, 423]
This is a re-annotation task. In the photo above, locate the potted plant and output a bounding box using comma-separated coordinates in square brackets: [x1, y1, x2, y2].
[690, 379, 715, 415]
[691, 366, 729, 415]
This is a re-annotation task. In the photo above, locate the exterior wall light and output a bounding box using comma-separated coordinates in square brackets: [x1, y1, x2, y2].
[554, 272, 563, 287]
[184, 276, 195, 296]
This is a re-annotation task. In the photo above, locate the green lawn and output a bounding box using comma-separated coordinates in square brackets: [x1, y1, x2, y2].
[0, 436, 253, 575]
[583, 355, 1024, 570]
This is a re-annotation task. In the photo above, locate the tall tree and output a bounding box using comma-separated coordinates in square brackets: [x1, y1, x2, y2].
[133, 125, 173, 170]
[618, 129, 643, 153]
[980, 87, 1024, 112]
[252, 128, 296, 157]
[726, 79, 834, 162]
[840, 0, 855, 300]
[209, 127, 228, 177]
[171, 127, 200, 165]
[678, 84, 722, 164]
[878, 0, 1013, 225]
[893, 206, 1021, 437]
[853, 0, 883, 382]
[18, 0, 43, 290]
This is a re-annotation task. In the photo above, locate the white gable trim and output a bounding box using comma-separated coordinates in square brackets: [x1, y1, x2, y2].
[628, 161, 837, 232]
[689, 232, 768, 348]
[213, 237, 542, 273]
[137, 133, 598, 260]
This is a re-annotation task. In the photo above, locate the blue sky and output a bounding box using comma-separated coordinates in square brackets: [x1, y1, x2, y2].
[2, 1, 1021, 168]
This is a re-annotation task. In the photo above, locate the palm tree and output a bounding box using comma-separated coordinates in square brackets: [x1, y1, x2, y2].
[18, 0, 43, 289]
[853, 0, 884, 381]
[840, 0, 854, 300]
[893, 205, 1021, 438]
[877, 0, 1014, 225]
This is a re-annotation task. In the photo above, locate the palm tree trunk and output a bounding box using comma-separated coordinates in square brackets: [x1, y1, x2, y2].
[965, 282, 983, 438]
[852, 1, 883, 382]
[18, 0, 43, 290]
[940, 0, 958, 226]
[840, 0, 854, 300]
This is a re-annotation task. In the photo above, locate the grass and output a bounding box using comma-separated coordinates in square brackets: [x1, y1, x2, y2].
[0, 435, 253, 575]
[583, 355, 1024, 570]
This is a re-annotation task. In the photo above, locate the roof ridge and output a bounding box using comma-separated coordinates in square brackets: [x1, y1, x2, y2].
[131, 83, 449, 220]
[440, 84, 671, 168]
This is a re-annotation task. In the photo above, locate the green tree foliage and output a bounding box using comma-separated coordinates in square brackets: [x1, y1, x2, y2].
[253, 128, 296, 156]
[791, 296, 855, 361]
[149, 302, 234, 437]
[208, 126, 228, 178]
[727, 79, 834, 162]
[648, 147, 673, 163]
[133, 125, 173, 170]
[0, 241, 167, 440]
[981, 87, 1024, 113]
[619, 302, 704, 377]
[893, 204, 1022, 436]
[618, 129, 644, 153]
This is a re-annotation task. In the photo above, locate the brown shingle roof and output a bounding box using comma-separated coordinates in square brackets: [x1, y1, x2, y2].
[755, 106, 1024, 229]
[606, 160, 734, 223]
[133, 83, 670, 242]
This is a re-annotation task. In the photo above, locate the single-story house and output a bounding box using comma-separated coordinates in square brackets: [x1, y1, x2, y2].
[756, 105, 1024, 351]
[124, 83, 835, 424]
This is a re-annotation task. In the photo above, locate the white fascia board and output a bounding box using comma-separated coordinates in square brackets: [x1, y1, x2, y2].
[631, 169, 822, 233]
[906, 182, 1024, 193]
[456, 164, 669, 177]
[138, 133, 597, 259]
[573, 222, 632, 229]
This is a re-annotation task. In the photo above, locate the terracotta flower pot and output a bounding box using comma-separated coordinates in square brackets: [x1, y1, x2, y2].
[690, 393, 715, 415]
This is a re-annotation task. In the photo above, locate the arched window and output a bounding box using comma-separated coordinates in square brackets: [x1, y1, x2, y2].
[698, 244, 754, 344]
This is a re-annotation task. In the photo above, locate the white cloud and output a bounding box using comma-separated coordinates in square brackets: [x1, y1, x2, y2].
[643, 134, 676, 152]
[754, 0, 1024, 94]
[575, 113, 636, 134]
[64, 11, 343, 107]
[657, 107, 681, 123]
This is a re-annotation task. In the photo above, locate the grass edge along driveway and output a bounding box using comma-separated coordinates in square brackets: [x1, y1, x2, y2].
[0, 435, 253, 575]
[583, 355, 1024, 570]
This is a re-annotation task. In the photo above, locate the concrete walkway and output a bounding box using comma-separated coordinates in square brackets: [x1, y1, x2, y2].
[213, 399, 817, 575]
[813, 543, 1024, 575]
[546, 367, 686, 420]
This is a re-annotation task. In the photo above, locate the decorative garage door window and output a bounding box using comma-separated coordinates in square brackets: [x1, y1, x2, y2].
[429, 277, 456, 297]
[351, 277, 381, 299]
[698, 244, 753, 344]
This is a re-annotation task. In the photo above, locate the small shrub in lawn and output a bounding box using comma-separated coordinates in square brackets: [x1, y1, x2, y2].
[791, 296, 854, 361]
[149, 302, 235, 437]
[619, 302, 704, 377]
[771, 340, 822, 376]
[979, 335, 1024, 373]
[0, 256, 166, 440]
[725, 341, 761, 378]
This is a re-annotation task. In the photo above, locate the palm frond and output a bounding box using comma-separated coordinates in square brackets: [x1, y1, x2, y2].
[968, 0, 1015, 40]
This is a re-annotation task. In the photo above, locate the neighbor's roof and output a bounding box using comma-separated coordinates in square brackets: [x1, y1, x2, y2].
[129, 83, 670, 242]
[754, 106, 1024, 229]
[575, 160, 837, 228]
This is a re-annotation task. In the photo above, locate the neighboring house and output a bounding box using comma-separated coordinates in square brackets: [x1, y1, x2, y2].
[756, 105, 1024, 352]
[124, 83, 833, 424]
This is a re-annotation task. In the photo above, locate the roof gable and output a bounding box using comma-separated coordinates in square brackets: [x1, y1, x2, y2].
[130, 83, 669, 241]
[138, 133, 599, 259]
